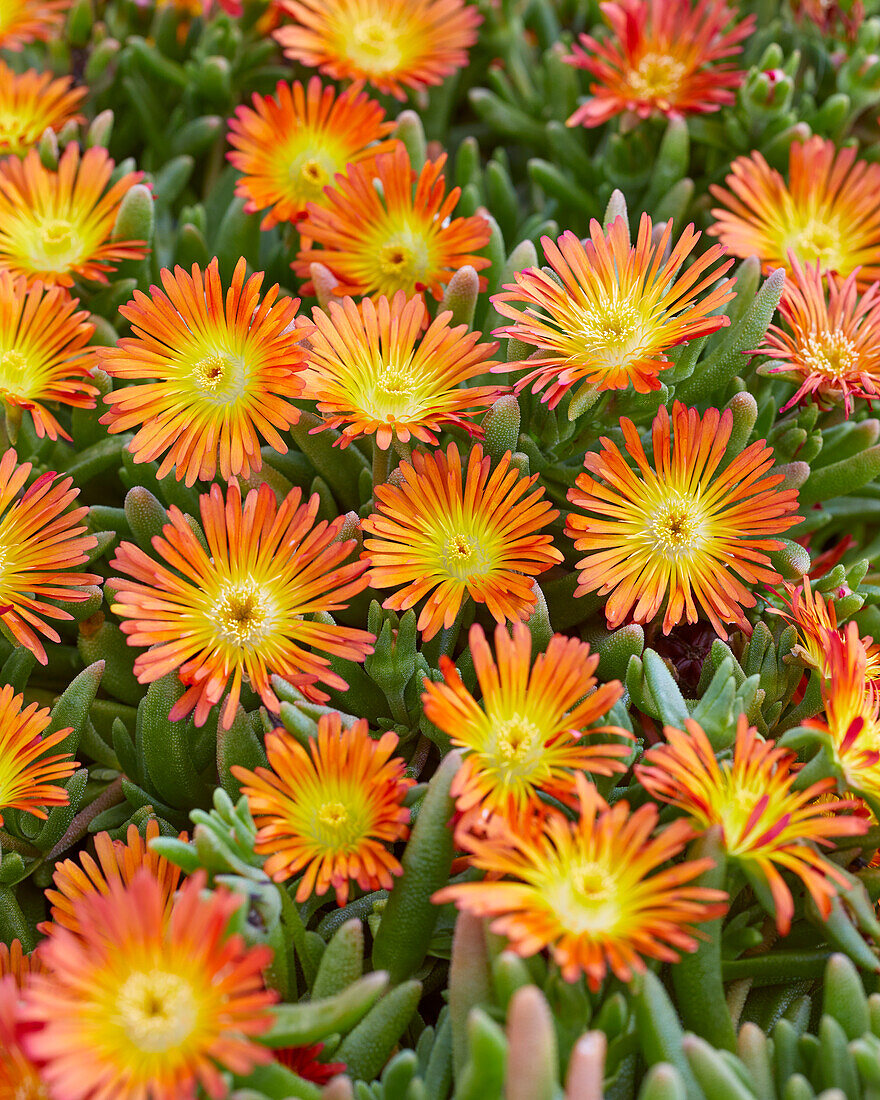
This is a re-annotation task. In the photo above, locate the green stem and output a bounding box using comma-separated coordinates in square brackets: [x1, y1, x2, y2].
[0, 829, 40, 859]
[47, 776, 124, 861]
[372, 440, 392, 493]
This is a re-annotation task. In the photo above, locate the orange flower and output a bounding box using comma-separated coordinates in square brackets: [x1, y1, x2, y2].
[0, 684, 78, 826]
[565, 402, 801, 638]
[303, 291, 501, 450]
[0, 939, 44, 987]
[363, 443, 563, 640]
[637, 716, 866, 933]
[0, 0, 69, 49]
[228, 77, 397, 229]
[0, 62, 85, 156]
[565, 0, 754, 128]
[273, 0, 481, 100]
[0, 144, 147, 288]
[0, 975, 46, 1100]
[422, 621, 629, 824]
[110, 480, 373, 728]
[709, 137, 880, 286]
[22, 872, 276, 1100]
[98, 259, 308, 487]
[233, 712, 412, 905]
[753, 257, 880, 416]
[0, 272, 97, 441]
[296, 145, 491, 303]
[436, 774, 727, 988]
[492, 218, 734, 407]
[42, 820, 184, 936]
[0, 448, 100, 663]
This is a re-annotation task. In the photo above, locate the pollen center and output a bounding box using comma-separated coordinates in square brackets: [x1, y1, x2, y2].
[375, 234, 430, 292]
[190, 349, 249, 405]
[211, 578, 273, 647]
[626, 52, 688, 100]
[787, 219, 845, 272]
[44, 219, 75, 254]
[649, 492, 705, 557]
[800, 328, 857, 380]
[494, 714, 540, 762]
[290, 151, 335, 201]
[193, 353, 228, 391]
[0, 348, 27, 386]
[577, 298, 648, 368]
[350, 16, 402, 71]
[442, 532, 490, 578]
[116, 969, 197, 1053]
[318, 800, 349, 828]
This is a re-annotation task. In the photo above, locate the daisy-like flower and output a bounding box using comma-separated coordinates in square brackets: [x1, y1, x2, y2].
[0, 62, 85, 156]
[98, 259, 308, 487]
[0, 939, 44, 986]
[436, 774, 727, 988]
[492, 218, 735, 407]
[0, 449, 100, 663]
[565, 0, 754, 129]
[709, 137, 880, 286]
[273, 0, 481, 101]
[565, 402, 801, 638]
[232, 713, 413, 905]
[0, 0, 69, 49]
[42, 820, 184, 936]
[0, 684, 78, 826]
[636, 716, 866, 933]
[110, 480, 373, 729]
[227, 77, 398, 229]
[304, 291, 501, 451]
[23, 871, 276, 1100]
[753, 257, 880, 416]
[0, 144, 146, 289]
[296, 144, 491, 303]
[363, 443, 563, 640]
[422, 621, 629, 823]
[0, 272, 98, 441]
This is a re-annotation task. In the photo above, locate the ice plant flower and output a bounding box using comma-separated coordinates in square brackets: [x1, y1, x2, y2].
[0, 62, 85, 156]
[0, 449, 100, 663]
[363, 443, 563, 640]
[0, 144, 146, 288]
[110, 480, 373, 728]
[0, 939, 44, 986]
[565, 402, 801, 638]
[492, 217, 735, 407]
[753, 257, 880, 416]
[0, 975, 46, 1100]
[303, 291, 501, 450]
[273, 0, 481, 100]
[42, 820, 184, 936]
[422, 621, 629, 823]
[0, 0, 69, 49]
[22, 871, 276, 1100]
[565, 0, 754, 128]
[436, 774, 727, 988]
[709, 137, 880, 286]
[227, 77, 398, 229]
[637, 716, 867, 933]
[0, 684, 78, 826]
[232, 713, 413, 905]
[98, 259, 309, 487]
[0, 272, 98, 440]
[296, 145, 491, 303]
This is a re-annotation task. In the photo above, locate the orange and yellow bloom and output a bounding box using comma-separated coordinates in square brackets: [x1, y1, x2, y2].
[23, 872, 276, 1100]
[233, 712, 413, 905]
[0, 0, 69, 49]
[0, 144, 147, 288]
[110, 480, 373, 729]
[492, 218, 734, 407]
[0, 684, 78, 826]
[0, 272, 98, 441]
[422, 622, 629, 824]
[303, 291, 501, 450]
[0, 62, 85, 156]
[0, 449, 100, 663]
[296, 145, 491, 303]
[709, 137, 880, 286]
[228, 77, 398, 229]
[753, 257, 880, 416]
[565, 402, 801, 638]
[363, 443, 563, 640]
[436, 774, 727, 988]
[99, 259, 309, 487]
[565, 0, 754, 128]
[0, 974, 45, 1100]
[637, 716, 866, 933]
[273, 0, 481, 101]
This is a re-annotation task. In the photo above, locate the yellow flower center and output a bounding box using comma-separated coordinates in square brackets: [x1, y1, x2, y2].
[649, 492, 706, 558]
[787, 219, 846, 273]
[211, 578, 273, 648]
[494, 714, 540, 762]
[0, 349, 28, 394]
[364, 362, 424, 422]
[310, 793, 370, 851]
[349, 15, 403, 72]
[800, 328, 857, 381]
[44, 219, 76, 255]
[441, 532, 490, 579]
[626, 52, 688, 101]
[116, 969, 197, 1053]
[550, 860, 619, 935]
[25, 216, 83, 273]
[190, 350, 249, 405]
[193, 353, 228, 391]
[318, 800, 349, 828]
[577, 298, 649, 367]
[289, 150, 336, 202]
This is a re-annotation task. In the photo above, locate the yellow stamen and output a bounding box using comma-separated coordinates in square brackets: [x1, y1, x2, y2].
[116, 969, 197, 1053]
